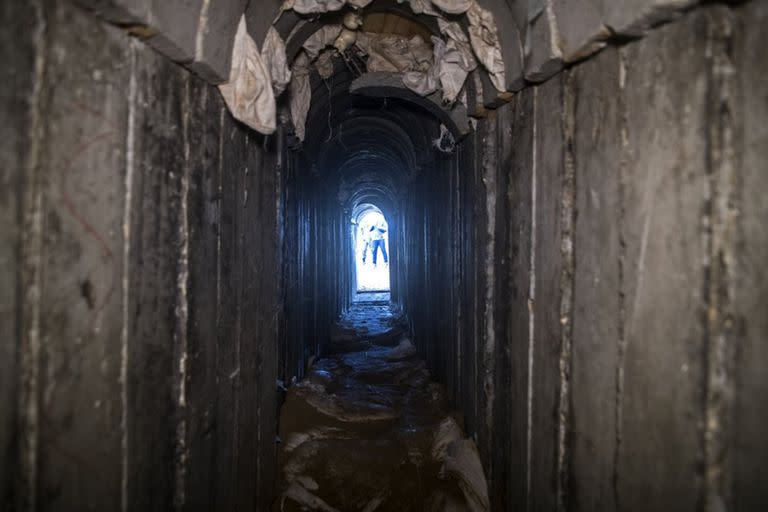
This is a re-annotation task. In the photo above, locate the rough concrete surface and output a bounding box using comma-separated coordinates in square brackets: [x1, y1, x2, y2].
[275, 303, 488, 511]
[3, 1, 768, 511]
[731, 1, 768, 509]
[530, 73, 566, 512]
[568, 46, 622, 512]
[616, 9, 709, 511]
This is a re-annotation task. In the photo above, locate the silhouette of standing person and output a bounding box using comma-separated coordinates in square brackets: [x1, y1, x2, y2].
[370, 220, 388, 266]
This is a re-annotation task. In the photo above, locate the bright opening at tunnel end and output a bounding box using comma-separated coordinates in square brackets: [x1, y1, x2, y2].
[354, 210, 390, 292]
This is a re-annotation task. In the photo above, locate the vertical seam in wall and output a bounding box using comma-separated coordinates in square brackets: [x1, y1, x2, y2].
[174, 74, 191, 511]
[210, 105, 225, 508]
[19, 2, 47, 509]
[613, 46, 629, 511]
[526, 87, 538, 512]
[703, 11, 737, 512]
[120, 39, 138, 512]
[557, 72, 576, 512]
[482, 112, 497, 480]
[194, 0, 211, 62]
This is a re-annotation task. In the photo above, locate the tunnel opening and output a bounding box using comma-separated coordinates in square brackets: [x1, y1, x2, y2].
[353, 205, 390, 293]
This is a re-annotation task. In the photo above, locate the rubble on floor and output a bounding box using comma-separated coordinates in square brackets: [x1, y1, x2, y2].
[274, 302, 488, 511]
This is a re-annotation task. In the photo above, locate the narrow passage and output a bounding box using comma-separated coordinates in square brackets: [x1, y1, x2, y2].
[274, 297, 489, 511]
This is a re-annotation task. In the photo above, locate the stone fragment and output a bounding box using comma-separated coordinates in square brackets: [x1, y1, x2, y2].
[431, 416, 464, 461]
[441, 439, 490, 512]
[524, 2, 563, 83]
[188, 0, 249, 83]
[552, 0, 611, 63]
[386, 337, 417, 360]
[603, 0, 699, 36]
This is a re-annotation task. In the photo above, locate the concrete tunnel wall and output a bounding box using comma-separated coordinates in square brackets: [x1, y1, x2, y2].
[1, 2, 285, 510]
[2, 1, 768, 511]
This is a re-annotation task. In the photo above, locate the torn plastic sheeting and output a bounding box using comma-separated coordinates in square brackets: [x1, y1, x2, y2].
[282, 0, 373, 15]
[441, 439, 490, 512]
[431, 0, 473, 14]
[219, 16, 276, 135]
[466, 1, 506, 91]
[431, 416, 464, 462]
[434, 23, 476, 102]
[315, 49, 336, 79]
[355, 32, 432, 74]
[283, 480, 341, 512]
[262, 26, 291, 96]
[303, 24, 342, 60]
[290, 51, 311, 141]
[402, 69, 437, 97]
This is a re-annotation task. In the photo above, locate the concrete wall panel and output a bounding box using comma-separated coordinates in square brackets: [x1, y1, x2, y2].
[182, 73, 224, 511]
[616, 10, 709, 511]
[0, 2, 37, 508]
[34, 4, 131, 510]
[505, 88, 535, 510]
[732, 2, 768, 509]
[126, 43, 187, 512]
[530, 74, 566, 512]
[568, 46, 622, 512]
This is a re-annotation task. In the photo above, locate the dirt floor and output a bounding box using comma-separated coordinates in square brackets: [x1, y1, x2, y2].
[273, 299, 489, 511]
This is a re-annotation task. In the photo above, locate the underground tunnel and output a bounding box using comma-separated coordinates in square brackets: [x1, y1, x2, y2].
[2, 0, 768, 511]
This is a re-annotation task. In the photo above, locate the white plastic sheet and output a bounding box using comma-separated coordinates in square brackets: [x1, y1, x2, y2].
[219, 16, 276, 134]
[436, 20, 476, 102]
[262, 26, 291, 96]
[466, 1, 506, 91]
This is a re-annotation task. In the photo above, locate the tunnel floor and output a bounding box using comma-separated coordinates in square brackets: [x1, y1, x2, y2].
[274, 302, 489, 511]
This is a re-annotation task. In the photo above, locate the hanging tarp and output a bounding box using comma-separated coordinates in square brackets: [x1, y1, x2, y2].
[355, 33, 432, 73]
[466, 1, 506, 91]
[435, 19, 476, 102]
[303, 24, 342, 60]
[219, 16, 276, 134]
[290, 52, 312, 141]
[281, 0, 374, 14]
[262, 26, 291, 96]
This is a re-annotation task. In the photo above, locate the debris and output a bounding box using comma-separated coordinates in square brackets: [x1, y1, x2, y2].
[431, 416, 463, 461]
[441, 439, 490, 512]
[434, 123, 457, 153]
[283, 480, 340, 512]
[386, 337, 417, 360]
[273, 301, 488, 510]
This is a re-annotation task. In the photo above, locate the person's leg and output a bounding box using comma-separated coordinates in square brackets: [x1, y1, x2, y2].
[372, 240, 381, 265]
[381, 240, 388, 263]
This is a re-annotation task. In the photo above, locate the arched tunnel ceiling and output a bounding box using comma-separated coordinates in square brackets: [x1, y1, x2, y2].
[298, 54, 441, 211]
[270, 0, 516, 209]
